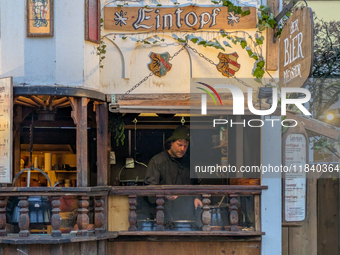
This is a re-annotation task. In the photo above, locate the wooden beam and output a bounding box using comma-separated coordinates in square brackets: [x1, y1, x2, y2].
[254, 194, 261, 231]
[13, 105, 22, 186]
[51, 97, 69, 108]
[286, 112, 340, 140]
[96, 103, 109, 186]
[75, 97, 90, 187]
[266, 0, 280, 71]
[235, 116, 244, 178]
[30, 95, 45, 107]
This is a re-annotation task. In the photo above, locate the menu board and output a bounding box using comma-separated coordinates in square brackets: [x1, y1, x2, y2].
[284, 133, 307, 222]
[0, 77, 12, 183]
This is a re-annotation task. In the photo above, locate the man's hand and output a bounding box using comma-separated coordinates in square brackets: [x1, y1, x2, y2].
[166, 195, 178, 200]
[194, 198, 203, 209]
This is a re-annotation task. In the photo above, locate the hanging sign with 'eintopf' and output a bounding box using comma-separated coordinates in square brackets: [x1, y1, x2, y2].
[104, 6, 256, 32]
[279, 7, 313, 88]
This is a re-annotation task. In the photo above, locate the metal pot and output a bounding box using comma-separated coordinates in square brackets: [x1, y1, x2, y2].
[172, 220, 198, 231]
[209, 205, 229, 228]
[137, 219, 156, 231]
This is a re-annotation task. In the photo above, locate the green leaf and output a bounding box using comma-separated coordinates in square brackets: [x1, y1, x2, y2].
[241, 10, 251, 16]
[190, 38, 199, 43]
[241, 40, 247, 49]
[267, 19, 276, 28]
[253, 67, 265, 78]
[246, 49, 253, 56]
[143, 40, 150, 44]
[198, 40, 207, 45]
[257, 60, 265, 68]
[122, 36, 127, 40]
[256, 38, 263, 45]
[157, 4, 162, 6]
[255, 77, 262, 83]
[177, 38, 186, 43]
[153, 40, 158, 44]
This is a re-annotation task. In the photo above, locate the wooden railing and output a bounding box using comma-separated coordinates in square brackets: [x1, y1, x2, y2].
[0, 186, 111, 240]
[0, 185, 268, 242]
[110, 185, 267, 236]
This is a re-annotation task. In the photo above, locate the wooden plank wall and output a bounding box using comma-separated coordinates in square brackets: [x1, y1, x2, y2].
[0, 242, 99, 255]
[108, 195, 129, 231]
[109, 241, 261, 255]
[317, 179, 339, 255]
[282, 179, 317, 255]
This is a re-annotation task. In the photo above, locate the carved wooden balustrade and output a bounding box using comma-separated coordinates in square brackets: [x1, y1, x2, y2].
[0, 186, 112, 242]
[110, 185, 267, 236]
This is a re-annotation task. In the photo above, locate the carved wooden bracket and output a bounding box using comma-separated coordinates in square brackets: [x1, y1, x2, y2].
[69, 97, 90, 126]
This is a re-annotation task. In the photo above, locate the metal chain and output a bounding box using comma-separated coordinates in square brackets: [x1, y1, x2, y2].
[119, 41, 255, 101]
[185, 44, 255, 90]
[185, 44, 217, 66]
[119, 43, 187, 100]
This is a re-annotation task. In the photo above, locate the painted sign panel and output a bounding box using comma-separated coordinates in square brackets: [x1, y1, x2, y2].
[0, 77, 12, 184]
[104, 6, 257, 32]
[284, 133, 307, 222]
[27, 0, 53, 37]
[85, 0, 100, 43]
[279, 7, 313, 88]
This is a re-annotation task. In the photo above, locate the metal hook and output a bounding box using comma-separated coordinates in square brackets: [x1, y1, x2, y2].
[181, 117, 185, 125]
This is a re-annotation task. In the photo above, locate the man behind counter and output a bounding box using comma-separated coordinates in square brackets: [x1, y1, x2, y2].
[144, 125, 202, 209]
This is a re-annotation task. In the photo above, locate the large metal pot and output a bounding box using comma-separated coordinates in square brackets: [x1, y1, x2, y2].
[209, 204, 229, 229]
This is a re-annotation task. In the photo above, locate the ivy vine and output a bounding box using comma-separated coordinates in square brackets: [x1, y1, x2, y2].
[99, 2, 286, 82]
[97, 19, 107, 69]
[108, 112, 126, 146]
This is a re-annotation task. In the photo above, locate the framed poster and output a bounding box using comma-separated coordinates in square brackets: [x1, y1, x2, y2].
[27, 0, 54, 37]
[0, 77, 13, 184]
[282, 122, 309, 223]
[284, 133, 307, 222]
[85, 0, 100, 43]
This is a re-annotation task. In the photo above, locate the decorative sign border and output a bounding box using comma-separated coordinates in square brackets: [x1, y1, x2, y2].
[0, 77, 13, 184]
[279, 7, 314, 88]
[104, 6, 257, 32]
[85, 0, 101, 43]
[26, 0, 54, 37]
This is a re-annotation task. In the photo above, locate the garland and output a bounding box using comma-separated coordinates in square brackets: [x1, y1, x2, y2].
[98, 2, 287, 84]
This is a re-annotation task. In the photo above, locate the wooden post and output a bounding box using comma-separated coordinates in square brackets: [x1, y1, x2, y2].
[254, 194, 261, 231]
[77, 196, 90, 236]
[266, 0, 280, 71]
[13, 106, 21, 187]
[69, 97, 90, 187]
[51, 196, 62, 237]
[0, 197, 7, 236]
[18, 196, 30, 237]
[229, 194, 239, 231]
[128, 195, 137, 231]
[96, 103, 108, 186]
[95, 196, 105, 234]
[156, 195, 164, 231]
[201, 194, 211, 231]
